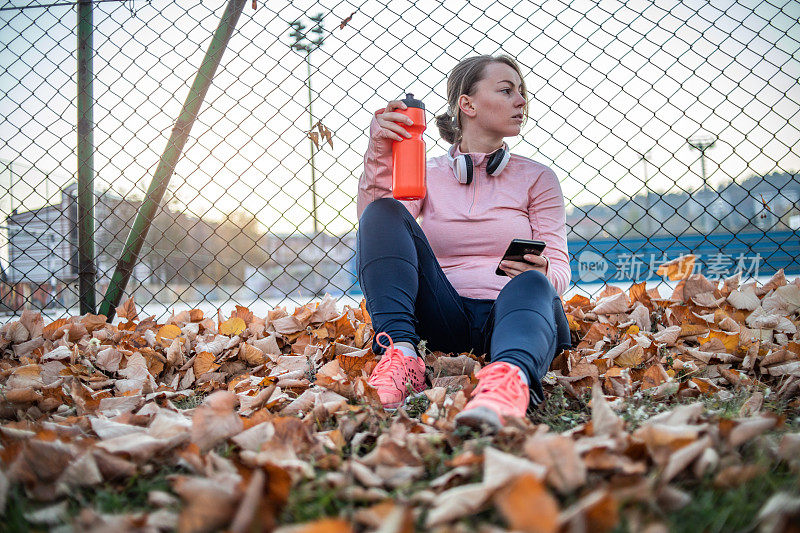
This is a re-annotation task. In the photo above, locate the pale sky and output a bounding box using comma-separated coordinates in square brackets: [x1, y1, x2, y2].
[1, 0, 798, 238]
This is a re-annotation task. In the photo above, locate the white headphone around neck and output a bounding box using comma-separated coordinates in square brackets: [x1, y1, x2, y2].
[447, 142, 511, 185]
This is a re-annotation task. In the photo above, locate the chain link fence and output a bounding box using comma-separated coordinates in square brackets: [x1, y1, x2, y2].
[1, 0, 799, 320]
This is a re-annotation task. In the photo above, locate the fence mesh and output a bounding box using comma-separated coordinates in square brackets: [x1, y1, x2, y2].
[1, 0, 799, 320]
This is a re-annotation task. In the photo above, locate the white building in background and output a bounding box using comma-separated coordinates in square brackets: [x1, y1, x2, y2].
[3, 182, 151, 293]
[5, 183, 78, 284]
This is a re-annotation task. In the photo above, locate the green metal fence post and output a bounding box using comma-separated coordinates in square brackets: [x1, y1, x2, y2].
[77, 0, 96, 314]
[98, 0, 247, 321]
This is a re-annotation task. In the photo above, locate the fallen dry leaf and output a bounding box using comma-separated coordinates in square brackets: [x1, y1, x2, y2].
[494, 474, 559, 533]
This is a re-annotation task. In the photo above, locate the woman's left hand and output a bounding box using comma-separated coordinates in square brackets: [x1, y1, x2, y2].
[499, 254, 548, 278]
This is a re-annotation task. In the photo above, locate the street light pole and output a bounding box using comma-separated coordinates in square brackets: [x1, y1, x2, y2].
[688, 136, 716, 233]
[289, 14, 324, 235]
[688, 136, 716, 188]
[637, 149, 651, 236]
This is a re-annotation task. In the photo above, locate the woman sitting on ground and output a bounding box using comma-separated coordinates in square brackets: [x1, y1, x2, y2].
[356, 54, 572, 431]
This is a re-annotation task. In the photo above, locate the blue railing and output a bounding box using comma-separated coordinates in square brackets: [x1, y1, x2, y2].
[569, 229, 800, 284]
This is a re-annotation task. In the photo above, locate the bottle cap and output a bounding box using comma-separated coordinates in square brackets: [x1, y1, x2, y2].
[402, 93, 425, 110]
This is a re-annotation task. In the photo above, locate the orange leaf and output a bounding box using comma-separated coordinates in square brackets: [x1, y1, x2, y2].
[311, 325, 330, 341]
[289, 518, 353, 532]
[691, 377, 720, 394]
[194, 352, 219, 376]
[231, 305, 254, 325]
[337, 350, 373, 379]
[583, 323, 619, 345]
[640, 364, 668, 389]
[219, 317, 246, 336]
[565, 294, 592, 310]
[43, 318, 69, 340]
[699, 329, 740, 353]
[494, 474, 559, 533]
[354, 322, 371, 348]
[629, 281, 650, 306]
[189, 309, 204, 322]
[329, 314, 356, 338]
[239, 343, 266, 366]
[360, 299, 371, 325]
[81, 314, 108, 333]
[680, 323, 710, 337]
[657, 254, 696, 281]
[116, 298, 138, 322]
[157, 324, 182, 346]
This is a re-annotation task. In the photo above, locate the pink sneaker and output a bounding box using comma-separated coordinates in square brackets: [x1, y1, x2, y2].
[455, 362, 530, 432]
[367, 332, 426, 410]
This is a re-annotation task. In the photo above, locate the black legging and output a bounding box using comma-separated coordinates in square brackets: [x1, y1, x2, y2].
[356, 198, 571, 402]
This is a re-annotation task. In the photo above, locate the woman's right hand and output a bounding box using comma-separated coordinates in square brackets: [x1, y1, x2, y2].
[375, 100, 414, 142]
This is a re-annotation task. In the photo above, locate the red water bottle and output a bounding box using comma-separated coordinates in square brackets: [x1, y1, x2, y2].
[392, 93, 426, 200]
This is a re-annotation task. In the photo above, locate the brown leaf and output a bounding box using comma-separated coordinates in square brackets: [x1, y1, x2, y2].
[713, 464, 766, 489]
[426, 483, 494, 527]
[81, 314, 107, 333]
[43, 318, 69, 340]
[633, 423, 701, 466]
[308, 131, 319, 149]
[590, 383, 624, 437]
[661, 435, 712, 483]
[339, 10, 356, 29]
[683, 274, 717, 301]
[193, 352, 220, 376]
[173, 475, 240, 533]
[593, 292, 630, 314]
[657, 254, 696, 281]
[640, 364, 669, 390]
[95, 347, 122, 373]
[615, 345, 644, 368]
[231, 305, 254, 325]
[20, 310, 44, 339]
[629, 281, 651, 307]
[494, 474, 559, 533]
[286, 518, 354, 532]
[483, 447, 547, 490]
[524, 434, 587, 494]
[116, 298, 138, 322]
[337, 348, 372, 379]
[558, 489, 619, 533]
[4, 321, 29, 343]
[433, 355, 478, 377]
[190, 391, 243, 453]
[727, 416, 777, 448]
[699, 329, 740, 353]
[239, 343, 266, 366]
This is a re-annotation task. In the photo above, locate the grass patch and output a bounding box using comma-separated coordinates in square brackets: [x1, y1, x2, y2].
[172, 392, 207, 410]
[530, 386, 591, 432]
[666, 461, 798, 533]
[279, 477, 353, 524]
[3, 463, 185, 533]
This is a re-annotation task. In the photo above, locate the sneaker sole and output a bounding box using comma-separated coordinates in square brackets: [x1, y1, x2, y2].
[454, 406, 503, 433]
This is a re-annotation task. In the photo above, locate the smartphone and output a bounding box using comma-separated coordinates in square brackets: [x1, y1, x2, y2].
[495, 238, 547, 276]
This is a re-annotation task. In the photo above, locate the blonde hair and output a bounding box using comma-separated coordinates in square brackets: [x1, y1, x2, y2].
[435, 55, 529, 144]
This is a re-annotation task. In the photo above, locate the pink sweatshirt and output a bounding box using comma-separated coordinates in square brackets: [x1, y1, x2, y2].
[357, 111, 571, 298]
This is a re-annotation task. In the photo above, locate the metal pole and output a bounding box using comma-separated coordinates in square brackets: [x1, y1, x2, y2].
[307, 52, 318, 234]
[77, 0, 96, 314]
[98, 0, 247, 321]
